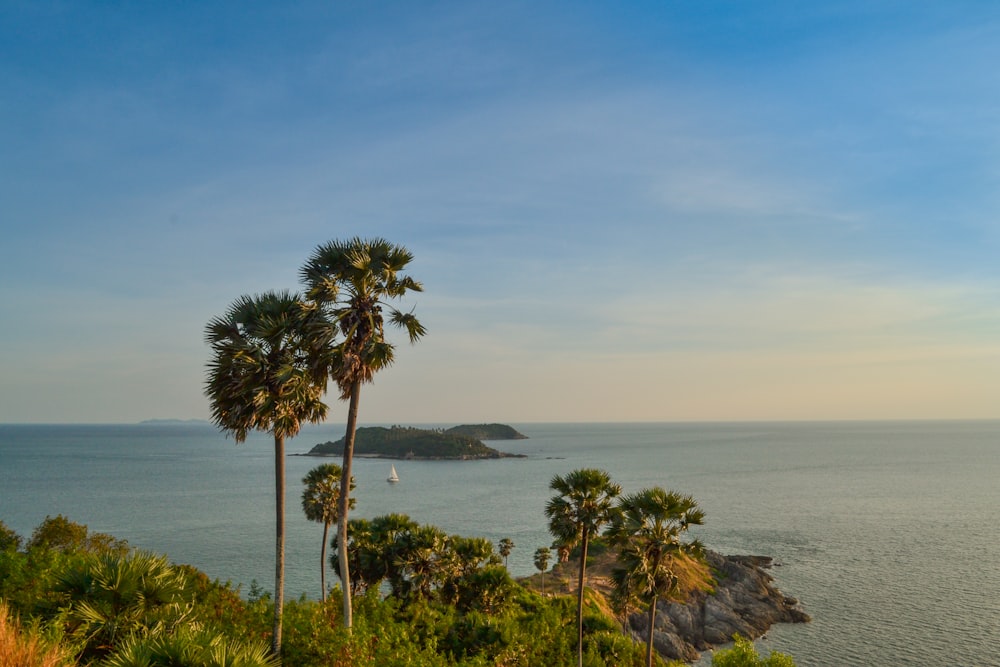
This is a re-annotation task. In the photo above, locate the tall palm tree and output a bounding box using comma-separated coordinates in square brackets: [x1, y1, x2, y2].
[301, 463, 355, 602]
[498, 537, 515, 569]
[607, 487, 704, 667]
[533, 546, 551, 594]
[205, 291, 333, 656]
[545, 468, 621, 667]
[301, 237, 426, 629]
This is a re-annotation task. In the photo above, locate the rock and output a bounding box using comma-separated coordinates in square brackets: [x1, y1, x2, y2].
[627, 550, 810, 663]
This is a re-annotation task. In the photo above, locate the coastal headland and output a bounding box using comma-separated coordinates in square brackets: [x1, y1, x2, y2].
[304, 423, 528, 460]
[522, 546, 809, 663]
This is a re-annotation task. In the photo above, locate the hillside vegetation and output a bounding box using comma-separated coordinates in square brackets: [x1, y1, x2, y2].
[307, 425, 525, 459]
[444, 423, 528, 440]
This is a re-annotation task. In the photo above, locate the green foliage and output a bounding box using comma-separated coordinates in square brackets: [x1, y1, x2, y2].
[584, 630, 661, 667]
[300, 237, 426, 397]
[55, 551, 195, 661]
[27, 515, 128, 555]
[0, 520, 22, 552]
[301, 463, 355, 526]
[0, 530, 657, 667]
[0, 600, 75, 667]
[498, 538, 515, 568]
[1, 519, 273, 666]
[301, 463, 355, 602]
[101, 626, 280, 667]
[533, 547, 551, 573]
[204, 290, 333, 443]
[546, 468, 622, 666]
[204, 290, 336, 652]
[301, 237, 427, 630]
[451, 565, 515, 614]
[443, 423, 527, 440]
[308, 426, 503, 459]
[607, 487, 705, 665]
[0, 547, 76, 616]
[0, 515, 797, 667]
[330, 514, 510, 612]
[711, 634, 797, 667]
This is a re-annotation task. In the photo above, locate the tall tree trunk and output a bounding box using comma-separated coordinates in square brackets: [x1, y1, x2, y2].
[576, 529, 589, 667]
[320, 522, 329, 603]
[273, 433, 285, 658]
[338, 379, 362, 630]
[646, 594, 658, 667]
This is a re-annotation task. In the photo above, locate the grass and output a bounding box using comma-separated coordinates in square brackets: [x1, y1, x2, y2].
[0, 601, 74, 667]
[520, 545, 714, 602]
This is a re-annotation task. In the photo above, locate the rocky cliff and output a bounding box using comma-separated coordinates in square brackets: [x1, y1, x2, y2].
[626, 551, 810, 662]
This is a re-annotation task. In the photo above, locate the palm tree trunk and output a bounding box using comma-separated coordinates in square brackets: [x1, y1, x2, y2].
[320, 522, 329, 603]
[646, 594, 658, 667]
[273, 433, 285, 658]
[338, 379, 362, 630]
[576, 529, 589, 667]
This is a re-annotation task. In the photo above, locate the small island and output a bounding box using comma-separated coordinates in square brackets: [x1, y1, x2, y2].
[305, 424, 527, 460]
[443, 423, 527, 440]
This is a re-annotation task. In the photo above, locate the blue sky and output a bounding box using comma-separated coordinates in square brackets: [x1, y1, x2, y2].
[2, 1, 999, 423]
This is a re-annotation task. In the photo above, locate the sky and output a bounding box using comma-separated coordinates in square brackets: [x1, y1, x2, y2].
[2, 1, 999, 424]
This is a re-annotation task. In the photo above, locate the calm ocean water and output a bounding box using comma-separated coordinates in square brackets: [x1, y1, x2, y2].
[1, 421, 998, 666]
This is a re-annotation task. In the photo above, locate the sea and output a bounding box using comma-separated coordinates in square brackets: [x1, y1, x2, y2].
[1, 420, 998, 666]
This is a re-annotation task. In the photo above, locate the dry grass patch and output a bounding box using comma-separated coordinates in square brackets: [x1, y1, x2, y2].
[520, 547, 714, 601]
[0, 602, 74, 667]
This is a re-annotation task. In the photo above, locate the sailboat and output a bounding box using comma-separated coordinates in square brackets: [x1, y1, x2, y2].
[387, 464, 400, 484]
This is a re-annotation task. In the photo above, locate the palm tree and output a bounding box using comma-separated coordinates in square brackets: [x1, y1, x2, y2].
[329, 517, 377, 597]
[396, 524, 447, 601]
[301, 463, 355, 602]
[607, 487, 704, 667]
[205, 291, 333, 656]
[330, 513, 420, 598]
[56, 551, 192, 662]
[498, 537, 515, 569]
[533, 546, 551, 594]
[301, 238, 426, 629]
[544, 468, 621, 667]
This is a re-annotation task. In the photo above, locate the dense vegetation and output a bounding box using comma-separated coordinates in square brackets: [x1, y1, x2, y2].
[442, 424, 527, 441]
[2, 473, 798, 667]
[307, 426, 521, 459]
[1, 516, 661, 666]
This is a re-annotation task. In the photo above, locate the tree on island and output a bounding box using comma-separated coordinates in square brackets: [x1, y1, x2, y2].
[498, 537, 514, 569]
[301, 463, 355, 602]
[545, 468, 621, 667]
[204, 291, 333, 655]
[301, 237, 426, 631]
[608, 487, 705, 667]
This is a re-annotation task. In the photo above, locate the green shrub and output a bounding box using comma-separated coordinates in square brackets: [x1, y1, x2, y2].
[0, 521, 22, 552]
[712, 634, 796, 667]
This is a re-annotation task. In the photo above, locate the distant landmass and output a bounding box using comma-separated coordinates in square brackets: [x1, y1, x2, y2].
[306, 424, 527, 460]
[443, 423, 528, 440]
[140, 419, 211, 425]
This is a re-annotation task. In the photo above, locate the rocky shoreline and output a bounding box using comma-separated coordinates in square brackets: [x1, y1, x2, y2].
[626, 551, 810, 662]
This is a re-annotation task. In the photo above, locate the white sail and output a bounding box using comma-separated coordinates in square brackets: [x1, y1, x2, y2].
[387, 464, 400, 483]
